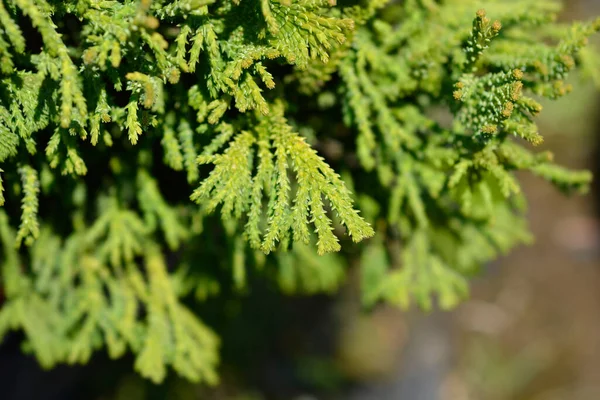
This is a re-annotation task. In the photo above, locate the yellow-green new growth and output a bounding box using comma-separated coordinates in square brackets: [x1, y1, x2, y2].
[191, 102, 374, 255]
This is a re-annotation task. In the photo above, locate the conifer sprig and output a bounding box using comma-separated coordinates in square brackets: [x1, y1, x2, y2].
[16, 165, 40, 247]
[339, 1, 600, 310]
[191, 102, 374, 255]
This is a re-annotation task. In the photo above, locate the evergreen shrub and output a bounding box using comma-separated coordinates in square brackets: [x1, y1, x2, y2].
[0, 0, 598, 384]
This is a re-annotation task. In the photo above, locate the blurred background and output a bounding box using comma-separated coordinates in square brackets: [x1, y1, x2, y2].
[2, 1, 600, 399]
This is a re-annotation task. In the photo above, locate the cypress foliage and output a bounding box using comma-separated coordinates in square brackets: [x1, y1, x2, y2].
[0, 0, 598, 384]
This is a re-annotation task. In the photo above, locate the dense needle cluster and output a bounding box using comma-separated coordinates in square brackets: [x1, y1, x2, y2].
[0, 0, 598, 384]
